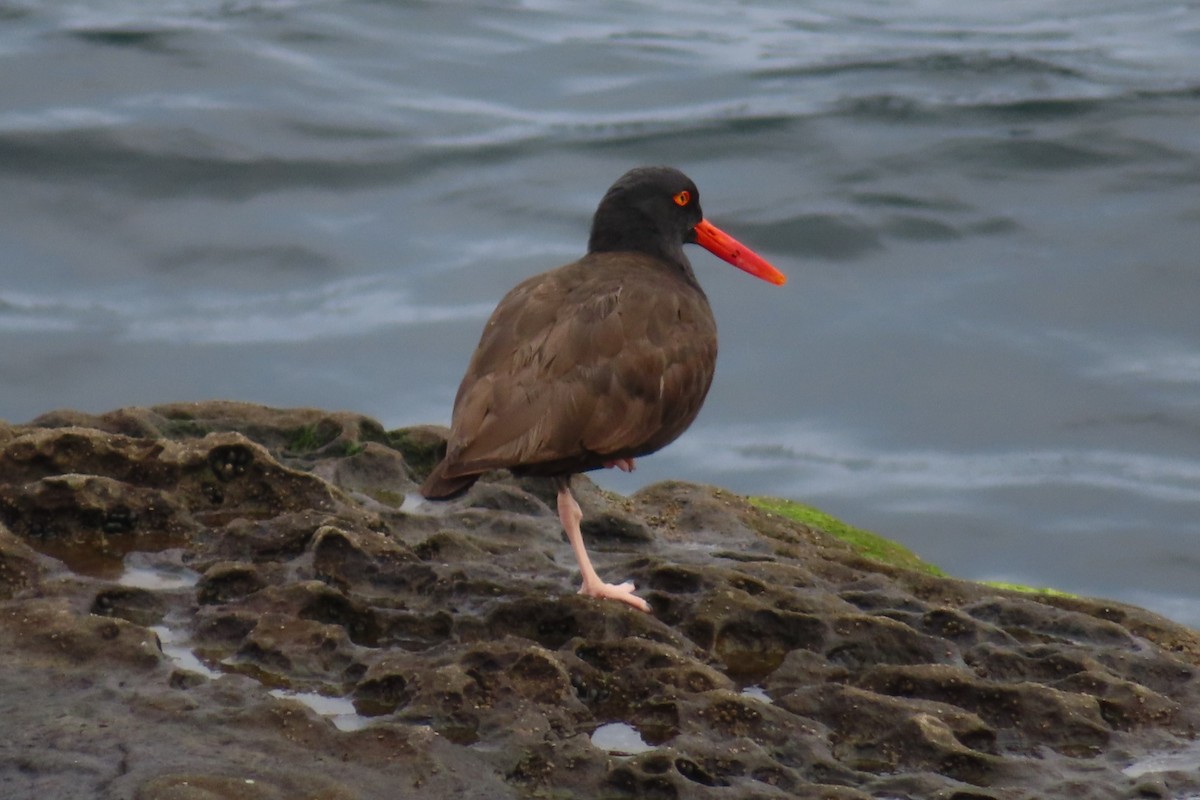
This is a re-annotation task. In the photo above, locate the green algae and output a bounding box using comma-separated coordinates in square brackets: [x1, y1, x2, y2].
[748, 495, 1077, 597]
[387, 427, 446, 479]
[287, 424, 327, 453]
[978, 580, 1075, 598]
[748, 495, 945, 577]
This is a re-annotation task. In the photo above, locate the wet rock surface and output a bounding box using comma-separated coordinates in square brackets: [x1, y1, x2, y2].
[1, 401, 1199, 800]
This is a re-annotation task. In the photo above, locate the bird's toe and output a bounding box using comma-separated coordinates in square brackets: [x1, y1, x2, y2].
[579, 579, 650, 612]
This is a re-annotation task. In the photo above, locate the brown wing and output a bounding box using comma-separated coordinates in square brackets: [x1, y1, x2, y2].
[437, 252, 717, 481]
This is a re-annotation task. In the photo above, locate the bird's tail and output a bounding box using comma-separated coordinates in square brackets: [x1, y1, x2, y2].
[419, 458, 479, 500]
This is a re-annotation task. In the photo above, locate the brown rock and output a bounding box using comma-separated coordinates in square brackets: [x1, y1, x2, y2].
[0, 523, 46, 599]
[2, 404, 1199, 800]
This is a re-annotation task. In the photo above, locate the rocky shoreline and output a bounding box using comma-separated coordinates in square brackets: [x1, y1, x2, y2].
[1, 401, 1198, 799]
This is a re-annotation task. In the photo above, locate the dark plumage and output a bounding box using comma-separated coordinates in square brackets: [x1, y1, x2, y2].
[421, 166, 785, 611]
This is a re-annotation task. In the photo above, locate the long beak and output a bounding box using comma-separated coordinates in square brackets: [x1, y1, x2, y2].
[691, 219, 787, 286]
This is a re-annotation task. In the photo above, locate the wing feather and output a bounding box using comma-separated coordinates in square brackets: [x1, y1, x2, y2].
[439, 253, 716, 479]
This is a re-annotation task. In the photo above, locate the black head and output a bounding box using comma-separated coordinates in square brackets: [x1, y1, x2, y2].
[587, 166, 704, 270]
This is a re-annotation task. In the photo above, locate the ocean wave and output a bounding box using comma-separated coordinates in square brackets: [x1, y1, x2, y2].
[0, 279, 495, 344]
[755, 51, 1089, 81]
[667, 422, 1200, 506]
[0, 107, 128, 133]
[1084, 342, 1200, 387]
[0, 128, 415, 197]
[9, 0, 1191, 181]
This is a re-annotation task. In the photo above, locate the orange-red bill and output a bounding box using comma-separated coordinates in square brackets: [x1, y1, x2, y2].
[691, 219, 787, 286]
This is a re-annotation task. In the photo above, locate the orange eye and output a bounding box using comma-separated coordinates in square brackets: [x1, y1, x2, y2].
[673, 190, 691, 207]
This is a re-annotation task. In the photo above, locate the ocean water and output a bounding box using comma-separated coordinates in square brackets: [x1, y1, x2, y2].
[1, 1, 1198, 625]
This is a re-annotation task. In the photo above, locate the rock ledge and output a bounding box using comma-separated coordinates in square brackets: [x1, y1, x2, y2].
[1, 402, 1198, 800]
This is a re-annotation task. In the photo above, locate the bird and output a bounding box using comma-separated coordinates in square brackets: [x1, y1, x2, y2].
[419, 166, 786, 612]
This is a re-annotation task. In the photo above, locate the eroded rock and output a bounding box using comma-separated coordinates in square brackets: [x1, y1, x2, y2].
[1, 402, 1198, 800]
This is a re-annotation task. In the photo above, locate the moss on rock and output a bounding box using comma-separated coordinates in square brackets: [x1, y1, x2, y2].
[748, 495, 945, 577]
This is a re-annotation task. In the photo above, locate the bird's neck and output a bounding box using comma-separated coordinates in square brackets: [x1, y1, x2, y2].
[587, 207, 698, 285]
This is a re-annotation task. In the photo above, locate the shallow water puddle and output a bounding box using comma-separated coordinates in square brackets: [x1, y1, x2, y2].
[401, 493, 441, 514]
[152, 621, 373, 732]
[151, 624, 221, 680]
[31, 531, 189, 580]
[1122, 739, 1200, 780]
[268, 690, 372, 732]
[740, 685, 772, 703]
[591, 722, 655, 755]
[119, 562, 200, 591]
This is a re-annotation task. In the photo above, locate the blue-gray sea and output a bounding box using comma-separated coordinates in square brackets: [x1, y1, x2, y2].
[2, 1, 1198, 626]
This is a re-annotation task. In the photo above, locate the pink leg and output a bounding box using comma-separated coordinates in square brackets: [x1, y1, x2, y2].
[556, 481, 649, 612]
[603, 458, 636, 473]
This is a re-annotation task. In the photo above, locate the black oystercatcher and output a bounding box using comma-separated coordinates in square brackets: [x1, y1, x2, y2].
[420, 166, 786, 611]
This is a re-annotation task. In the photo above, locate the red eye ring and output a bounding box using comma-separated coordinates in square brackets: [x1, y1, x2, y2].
[673, 190, 691, 207]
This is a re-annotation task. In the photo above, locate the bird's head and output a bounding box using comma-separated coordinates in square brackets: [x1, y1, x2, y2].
[588, 166, 785, 286]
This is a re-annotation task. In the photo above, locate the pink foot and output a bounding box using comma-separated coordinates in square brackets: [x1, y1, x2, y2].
[579, 578, 650, 612]
[603, 458, 636, 473]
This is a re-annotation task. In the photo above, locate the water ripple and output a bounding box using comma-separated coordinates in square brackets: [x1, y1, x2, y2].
[0, 279, 496, 345]
[672, 423, 1200, 506]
